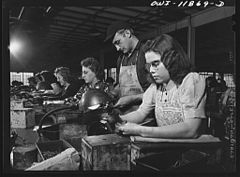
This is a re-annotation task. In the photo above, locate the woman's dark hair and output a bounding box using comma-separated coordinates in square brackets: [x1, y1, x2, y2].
[81, 57, 105, 81]
[142, 34, 193, 85]
[54, 67, 74, 83]
[35, 72, 43, 82]
[11, 80, 23, 86]
[28, 76, 37, 84]
[206, 76, 218, 87]
[105, 77, 115, 85]
[40, 70, 57, 84]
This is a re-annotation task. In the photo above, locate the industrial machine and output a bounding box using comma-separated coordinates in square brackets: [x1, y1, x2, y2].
[37, 89, 122, 140]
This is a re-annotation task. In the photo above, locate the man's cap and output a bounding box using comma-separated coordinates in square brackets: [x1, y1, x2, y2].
[104, 21, 132, 42]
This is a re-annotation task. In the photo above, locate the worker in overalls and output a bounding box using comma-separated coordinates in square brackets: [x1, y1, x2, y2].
[117, 34, 207, 139]
[105, 21, 153, 114]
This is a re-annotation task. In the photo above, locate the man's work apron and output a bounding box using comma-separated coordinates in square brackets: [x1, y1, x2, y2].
[118, 52, 143, 114]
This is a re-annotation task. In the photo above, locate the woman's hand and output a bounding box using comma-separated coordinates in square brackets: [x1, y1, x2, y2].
[116, 122, 141, 135]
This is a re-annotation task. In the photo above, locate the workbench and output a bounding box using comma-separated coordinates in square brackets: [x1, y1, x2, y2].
[10, 98, 224, 172]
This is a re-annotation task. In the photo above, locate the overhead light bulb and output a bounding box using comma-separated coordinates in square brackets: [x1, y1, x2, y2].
[9, 39, 22, 55]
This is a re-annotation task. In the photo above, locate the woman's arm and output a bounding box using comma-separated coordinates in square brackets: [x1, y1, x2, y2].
[119, 118, 202, 138]
[114, 93, 143, 108]
[119, 73, 207, 139]
[120, 109, 147, 124]
[43, 83, 62, 95]
[119, 84, 156, 123]
[51, 83, 62, 95]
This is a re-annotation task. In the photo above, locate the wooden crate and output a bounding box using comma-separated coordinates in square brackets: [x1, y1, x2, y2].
[81, 134, 131, 170]
[59, 124, 87, 152]
[12, 144, 37, 170]
[55, 110, 82, 123]
[26, 147, 80, 171]
[10, 108, 35, 128]
[29, 140, 80, 171]
[11, 99, 27, 109]
[130, 142, 174, 166]
[36, 139, 73, 162]
[131, 141, 223, 171]
[33, 105, 45, 114]
[11, 128, 39, 144]
[10, 99, 37, 109]
[33, 105, 46, 125]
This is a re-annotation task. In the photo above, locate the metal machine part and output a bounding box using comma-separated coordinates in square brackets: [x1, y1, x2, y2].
[37, 89, 123, 138]
[80, 89, 114, 113]
[37, 105, 79, 142]
[79, 89, 124, 135]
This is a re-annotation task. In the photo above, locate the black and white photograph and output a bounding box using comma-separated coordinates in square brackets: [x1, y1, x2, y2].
[2, 0, 237, 175]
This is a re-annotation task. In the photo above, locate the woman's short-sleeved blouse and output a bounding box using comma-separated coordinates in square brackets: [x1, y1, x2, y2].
[138, 72, 207, 123]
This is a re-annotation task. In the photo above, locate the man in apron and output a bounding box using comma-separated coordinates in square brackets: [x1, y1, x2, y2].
[105, 21, 153, 114]
[116, 34, 207, 139]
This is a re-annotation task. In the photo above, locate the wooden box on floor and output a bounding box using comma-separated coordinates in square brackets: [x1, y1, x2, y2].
[10, 108, 35, 128]
[81, 134, 131, 170]
[12, 144, 37, 170]
[59, 124, 87, 152]
[36, 139, 73, 162]
[28, 140, 80, 171]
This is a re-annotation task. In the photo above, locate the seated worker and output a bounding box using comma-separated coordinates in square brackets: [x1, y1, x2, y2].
[40, 70, 62, 95]
[54, 67, 82, 100]
[10, 80, 31, 95]
[117, 34, 207, 139]
[34, 72, 52, 91]
[105, 77, 115, 91]
[27, 76, 37, 91]
[11, 80, 23, 87]
[81, 57, 111, 93]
